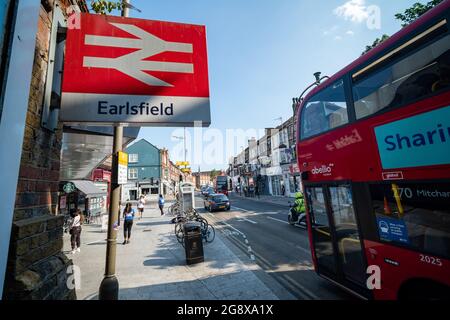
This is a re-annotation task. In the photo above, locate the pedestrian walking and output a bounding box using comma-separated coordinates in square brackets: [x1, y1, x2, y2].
[255, 184, 260, 199]
[158, 194, 165, 216]
[122, 203, 135, 245]
[137, 195, 145, 220]
[70, 209, 84, 254]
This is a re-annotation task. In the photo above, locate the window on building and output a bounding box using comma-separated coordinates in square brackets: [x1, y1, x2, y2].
[129, 154, 139, 163]
[301, 79, 349, 140]
[353, 33, 450, 120]
[128, 168, 138, 180]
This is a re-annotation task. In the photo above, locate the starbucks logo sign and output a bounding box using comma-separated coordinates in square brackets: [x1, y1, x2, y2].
[63, 182, 76, 194]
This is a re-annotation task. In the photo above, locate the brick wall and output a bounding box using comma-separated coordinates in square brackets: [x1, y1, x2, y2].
[3, 0, 84, 300]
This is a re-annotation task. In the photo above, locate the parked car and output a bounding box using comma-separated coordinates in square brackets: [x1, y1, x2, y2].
[204, 194, 231, 212]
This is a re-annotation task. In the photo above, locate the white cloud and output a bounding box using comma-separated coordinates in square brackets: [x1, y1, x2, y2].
[346, 30, 355, 36]
[334, 0, 369, 23]
[334, 36, 343, 41]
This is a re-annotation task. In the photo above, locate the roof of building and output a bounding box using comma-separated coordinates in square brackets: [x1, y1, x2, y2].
[71, 180, 106, 197]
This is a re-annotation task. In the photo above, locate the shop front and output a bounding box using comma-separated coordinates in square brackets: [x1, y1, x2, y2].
[266, 166, 283, 196]
[59, 180, 107, 221]
[91, 168, 111, 209]
[289, 163, 302, 195]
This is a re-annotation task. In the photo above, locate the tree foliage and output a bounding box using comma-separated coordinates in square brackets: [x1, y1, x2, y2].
[395, 0, 445, 27]
[362, 34, 390, 55]
[362, 0, 444, 55]
[209, 169, 221, 182]
[90, 0, 124, 15]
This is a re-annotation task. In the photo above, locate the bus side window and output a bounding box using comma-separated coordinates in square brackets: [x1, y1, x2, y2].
[301, 79, 348, 140]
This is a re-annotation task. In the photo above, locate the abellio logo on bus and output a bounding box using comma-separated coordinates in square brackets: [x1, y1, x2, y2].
[311, 164, 334, 176]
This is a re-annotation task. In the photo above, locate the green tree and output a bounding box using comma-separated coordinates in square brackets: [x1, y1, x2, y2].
[362, 34, 390, 55]
[362, 0, 444, 55]
[209, 169, 221, 182]
[90, 0, 124, 15]
[395, 0, 445, 27]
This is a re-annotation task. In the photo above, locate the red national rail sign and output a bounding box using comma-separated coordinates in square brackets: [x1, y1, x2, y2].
[61, 13, 210, 127]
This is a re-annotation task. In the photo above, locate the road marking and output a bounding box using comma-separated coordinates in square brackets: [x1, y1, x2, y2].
[267, 217, 289, 224]
[231, 206, 251, 212]
[254, 211, 284, 215]
[208, 213, 246, 238]
[235, 215, 258, 225]
[295, 245, 313, 256]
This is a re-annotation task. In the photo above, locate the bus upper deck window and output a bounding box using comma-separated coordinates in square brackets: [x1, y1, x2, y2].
[301, 79, 349, 140]
[353, 34, 450, 120]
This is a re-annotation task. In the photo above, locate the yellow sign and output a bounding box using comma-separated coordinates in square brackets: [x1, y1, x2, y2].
[181, 168, 192, 173]
[118, 151, 128, 166]
[118, 151, 128, 184]
[176, 161, 190, 167]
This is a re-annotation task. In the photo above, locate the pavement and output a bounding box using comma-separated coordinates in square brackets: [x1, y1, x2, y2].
[63, 201, 281, 300]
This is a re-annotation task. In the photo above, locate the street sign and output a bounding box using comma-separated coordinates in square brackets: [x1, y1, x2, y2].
[176, 161, 190, 167]
[61, 13, 210, 127]
[118, 151, 128, 184]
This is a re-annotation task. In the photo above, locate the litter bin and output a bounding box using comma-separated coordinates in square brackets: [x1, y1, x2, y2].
[183, 222, 204, 265]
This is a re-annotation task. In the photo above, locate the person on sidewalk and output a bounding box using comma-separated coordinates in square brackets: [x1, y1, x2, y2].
[158, 194, 165, 216]
[137, 195, 145, 220]
[70, 209, 84, 254]
[255, 184, 260, 199]
[122, 203, 135, 245]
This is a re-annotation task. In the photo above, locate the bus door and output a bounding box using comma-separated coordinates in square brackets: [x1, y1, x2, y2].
[306, 184, 367, 288]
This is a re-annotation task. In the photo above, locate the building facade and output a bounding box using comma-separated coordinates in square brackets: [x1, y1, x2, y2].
[228, 117, 301, 198]
[122, 139, 161, 201]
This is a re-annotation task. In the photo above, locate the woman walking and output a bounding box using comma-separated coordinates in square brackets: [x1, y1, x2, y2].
[70, 209, 84, 254]
[137, 195, 145, 220]
[158, 194, 165, 216]
[122, 203, 135, 245]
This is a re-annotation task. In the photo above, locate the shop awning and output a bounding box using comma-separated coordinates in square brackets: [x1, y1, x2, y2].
[71, 180, 106, 197]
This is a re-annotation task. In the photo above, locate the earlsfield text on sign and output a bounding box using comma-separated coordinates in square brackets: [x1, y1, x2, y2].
[98, 101, 174, 116]
[60, 93, 211, 126]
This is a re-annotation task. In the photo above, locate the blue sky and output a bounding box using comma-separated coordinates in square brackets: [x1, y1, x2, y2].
[120, 0, 419, 171]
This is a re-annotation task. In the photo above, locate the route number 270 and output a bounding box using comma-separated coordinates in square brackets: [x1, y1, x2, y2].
[420, 254, 443, 267]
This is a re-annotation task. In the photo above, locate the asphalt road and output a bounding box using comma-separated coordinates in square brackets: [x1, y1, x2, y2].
[195, 193, 355, 300]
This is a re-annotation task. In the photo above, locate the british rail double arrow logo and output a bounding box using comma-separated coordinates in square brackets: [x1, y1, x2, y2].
[83, 22, 194, 87]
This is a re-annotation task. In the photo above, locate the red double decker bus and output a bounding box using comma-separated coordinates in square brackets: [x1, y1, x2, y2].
[296, 1, 450, 300]
[215, 175, 229, 196]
